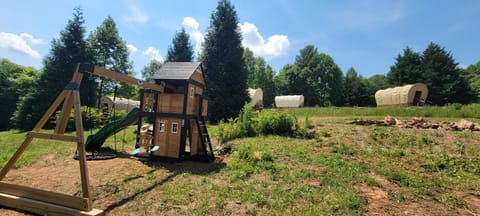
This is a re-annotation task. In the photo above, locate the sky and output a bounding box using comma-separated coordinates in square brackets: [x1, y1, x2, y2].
[1, 0, 479, 78]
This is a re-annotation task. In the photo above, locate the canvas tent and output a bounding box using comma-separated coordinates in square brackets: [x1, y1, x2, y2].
[248, 88, 263, 110]
[275, 95, 304, 108]
[100, 96, 140, 113]
[375, 83, 428, 106]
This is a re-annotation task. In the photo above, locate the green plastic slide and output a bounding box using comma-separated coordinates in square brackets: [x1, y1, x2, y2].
[85, 107, 140, 151]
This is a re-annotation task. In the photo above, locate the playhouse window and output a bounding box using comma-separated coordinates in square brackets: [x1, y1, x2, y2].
[158, 121, 166, 132]
[171, 122, 179, 133]
[189, 87, 195, 98]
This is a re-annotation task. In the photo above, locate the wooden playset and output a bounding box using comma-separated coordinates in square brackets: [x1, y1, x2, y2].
[0, 62, 213, 215]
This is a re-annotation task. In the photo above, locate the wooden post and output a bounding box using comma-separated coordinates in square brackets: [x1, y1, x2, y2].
[55, 69, 84, 134]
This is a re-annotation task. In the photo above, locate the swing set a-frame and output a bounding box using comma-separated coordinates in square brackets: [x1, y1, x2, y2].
[0, 62, 213, 215]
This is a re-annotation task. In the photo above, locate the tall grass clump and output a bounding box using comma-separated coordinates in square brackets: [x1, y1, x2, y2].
[217, 104, 311, 144]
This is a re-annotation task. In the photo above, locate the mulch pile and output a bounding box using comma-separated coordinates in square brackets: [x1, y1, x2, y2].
[347, 116, 480, 131]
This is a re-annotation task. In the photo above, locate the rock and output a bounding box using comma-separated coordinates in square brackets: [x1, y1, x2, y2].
[456, 119, 475, 130]
[384, 116, 396, 126]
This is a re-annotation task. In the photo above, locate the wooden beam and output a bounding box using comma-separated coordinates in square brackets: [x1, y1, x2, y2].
[0, 182, 89, 210]
[73, 91, 92, 210]
[27, 132, 78, 142]
[32, 91, 69, 132]
[0, 192, 103, 216]
[55, 70, 84, 134]
[0, 137, 34, 180]
[92, 66, 164, 92]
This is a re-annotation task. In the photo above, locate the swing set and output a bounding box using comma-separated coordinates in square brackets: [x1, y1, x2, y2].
[0, 62, 213, 215]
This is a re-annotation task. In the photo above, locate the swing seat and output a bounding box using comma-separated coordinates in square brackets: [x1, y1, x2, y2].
[150, 145, 159, 152]
[129, 148, 141, 156]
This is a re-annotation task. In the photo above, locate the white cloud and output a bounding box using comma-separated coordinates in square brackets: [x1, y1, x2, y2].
[124, 3, 149, 25]
[20, 33, 45, 45]
[182, 17, 204, 56]
[143, 46, 164, 62]
[127, 44, 138, 53]
[0, 32, 41, 58]
[238, 22, 290, 60]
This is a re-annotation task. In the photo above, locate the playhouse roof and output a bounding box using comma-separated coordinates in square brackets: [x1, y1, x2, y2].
[153, 62, 203, 80]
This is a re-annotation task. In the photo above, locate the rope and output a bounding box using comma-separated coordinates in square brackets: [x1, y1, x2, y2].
[113, 85, 118, 154]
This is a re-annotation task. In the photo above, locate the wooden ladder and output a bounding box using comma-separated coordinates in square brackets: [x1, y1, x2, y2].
[196, 118, 214, 159]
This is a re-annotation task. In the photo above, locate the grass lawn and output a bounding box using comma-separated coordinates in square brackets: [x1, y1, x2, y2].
[1, 106, 479, 215]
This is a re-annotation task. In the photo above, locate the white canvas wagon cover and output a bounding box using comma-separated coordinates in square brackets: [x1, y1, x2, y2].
[375, 83, 428, 106]
[275, 95, 304, 108]
[248, 88, 263, 108]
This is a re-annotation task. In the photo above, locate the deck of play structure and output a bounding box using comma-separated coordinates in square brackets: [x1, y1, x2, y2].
[0, 62, 213, 215]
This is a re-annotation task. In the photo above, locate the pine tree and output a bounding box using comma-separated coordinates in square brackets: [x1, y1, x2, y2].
[422, 43, 473, 104]
[166, 28, 194, 62]
[201, 0, 248, 122]
[88, 16, 135, 100]
[387, 47, 423, 86]
[12, 8, 93, 130]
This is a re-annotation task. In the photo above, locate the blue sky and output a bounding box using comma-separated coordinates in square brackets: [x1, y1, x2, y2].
[1, 0, 479, 78]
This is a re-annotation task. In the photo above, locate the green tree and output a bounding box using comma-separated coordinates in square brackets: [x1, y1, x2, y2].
[0, 59, 40, 130]
[243, 48, 256, 87]
[166, 28, 194, 62]
[262, 65, 276, 108]
[12, 8, 93, 130]
[422, 43, 473, 104]
[387, 47, 423, 86]
[283, 45, 344, 106]
[344, 67, 368, 106]
[462, 61, 480, 102]
[319, 53, 344, 106]
[88, 16, 136, 101]
[290, 45, 321, 106]
[201, 0, 248, 122]
[141, 59, 163, 82]
[243, 52, 277, 108]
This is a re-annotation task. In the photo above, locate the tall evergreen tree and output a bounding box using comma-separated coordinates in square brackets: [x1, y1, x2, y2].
[201, 0, 248, 122]
[166, 28, 194, 62]
[88, 16, 135, 101]
[387, 47, 423, 86]
[12, 8, 92, 130]
[422, 43, 473, 104]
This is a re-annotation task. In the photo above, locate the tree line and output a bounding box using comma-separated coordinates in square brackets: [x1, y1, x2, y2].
[1, 0, 480, 130]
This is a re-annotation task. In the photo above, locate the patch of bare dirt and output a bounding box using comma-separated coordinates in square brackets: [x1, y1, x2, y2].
[359, 172, 473, 216]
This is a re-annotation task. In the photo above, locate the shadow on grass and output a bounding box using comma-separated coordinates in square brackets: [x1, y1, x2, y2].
[103, 156, 226, 213]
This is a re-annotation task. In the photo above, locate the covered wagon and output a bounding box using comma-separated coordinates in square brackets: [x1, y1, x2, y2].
[100, 96, 140, 113]
[275, 95, 304, 108]
[248, 88, 263, 110]
[375, 83, 428, 106]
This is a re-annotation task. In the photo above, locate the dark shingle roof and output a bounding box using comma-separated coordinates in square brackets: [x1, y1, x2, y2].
[153, 62, 202, 80]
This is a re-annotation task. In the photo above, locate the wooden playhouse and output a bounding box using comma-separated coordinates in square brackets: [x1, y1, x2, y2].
[136, 62, 212, 160]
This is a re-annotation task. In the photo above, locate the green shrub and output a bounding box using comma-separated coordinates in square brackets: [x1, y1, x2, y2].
[254, 111, 295, 136]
